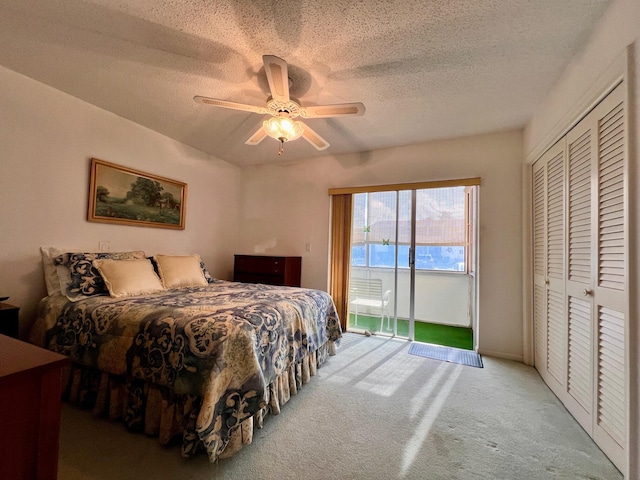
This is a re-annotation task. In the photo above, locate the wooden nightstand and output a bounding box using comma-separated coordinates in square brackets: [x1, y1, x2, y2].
[0, 303, 19, 339]
[0, 335, 70, 480]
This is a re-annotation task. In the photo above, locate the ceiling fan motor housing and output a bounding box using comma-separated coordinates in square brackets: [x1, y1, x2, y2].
[266, 99, 301, 118]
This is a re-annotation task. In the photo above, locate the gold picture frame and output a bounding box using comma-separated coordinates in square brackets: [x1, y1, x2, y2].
[88, 158, 187, 230]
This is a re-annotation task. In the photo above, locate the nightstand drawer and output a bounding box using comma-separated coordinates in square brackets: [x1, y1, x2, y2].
[235, 255, 285, 274]
[233, 255, 301, 287]
[0, 303, 19, 339]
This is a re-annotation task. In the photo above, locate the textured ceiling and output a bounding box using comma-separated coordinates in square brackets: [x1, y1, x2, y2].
[0, 0, 611, 167]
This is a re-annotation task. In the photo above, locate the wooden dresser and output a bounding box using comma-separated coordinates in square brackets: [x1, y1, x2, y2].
[0, 335, 70, 480]
[233, 255, 302, 287]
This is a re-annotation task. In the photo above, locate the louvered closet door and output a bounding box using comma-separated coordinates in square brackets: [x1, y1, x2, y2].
[532, 158, 547, 373]
[531, 82, 627, 475]
[545, 143, 566, 391]
[532, 140, 566, 392]
[591, 83, 626, 471]
[563, 111, 596, 431]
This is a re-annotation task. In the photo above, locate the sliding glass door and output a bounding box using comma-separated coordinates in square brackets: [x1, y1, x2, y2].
[348, 186, 474, 343]
[350, 191, 399, 335]
[411, 188, 469, 341]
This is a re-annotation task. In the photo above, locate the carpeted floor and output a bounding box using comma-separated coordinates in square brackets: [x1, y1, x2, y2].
[57, 333, 622, 480]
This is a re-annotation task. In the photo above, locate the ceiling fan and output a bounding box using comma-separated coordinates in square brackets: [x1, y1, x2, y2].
[194, 55, 366, 155]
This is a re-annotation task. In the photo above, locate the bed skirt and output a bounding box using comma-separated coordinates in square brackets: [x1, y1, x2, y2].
[62, 341, 335, 460]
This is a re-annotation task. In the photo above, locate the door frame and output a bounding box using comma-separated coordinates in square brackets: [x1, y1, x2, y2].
[342, 183, 480, 344]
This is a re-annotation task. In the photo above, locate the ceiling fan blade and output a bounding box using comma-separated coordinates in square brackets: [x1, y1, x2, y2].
[245, 126, 268, 145]
[194, 96, 267, 115]
[301, 123, 330, 151]
[300, 102, 366, 118]
[263, 55, 290, 103]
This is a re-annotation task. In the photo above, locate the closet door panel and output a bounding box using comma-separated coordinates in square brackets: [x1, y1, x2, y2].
[596, 98, 625, 293]
[545, 145, 566, 390]
[546, 289, 565, 384]
[532, 140, 565, 390]
[563, 112, 596, 429]
[533, 284, 546, 371]
[532, 160, 547, 372]
[567, 129, 593, 285]
[567, 296, 592, 416]
[597, 307, 625, 441]
[592, 84, 626, 471]
[546, 150, 565, 283]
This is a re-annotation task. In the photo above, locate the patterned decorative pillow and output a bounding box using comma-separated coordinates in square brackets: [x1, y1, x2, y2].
[200, 260, 217, 284]
[148, 256, 218, 284]
[54, 251, 146, 301]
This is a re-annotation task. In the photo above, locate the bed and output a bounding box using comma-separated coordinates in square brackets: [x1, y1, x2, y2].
[30, 249, 341, 461]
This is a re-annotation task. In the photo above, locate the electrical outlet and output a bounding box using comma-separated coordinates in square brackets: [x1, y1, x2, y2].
[98, 241, 111, 252]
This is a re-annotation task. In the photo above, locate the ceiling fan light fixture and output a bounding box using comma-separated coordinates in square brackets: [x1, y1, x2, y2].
[263, 115, 304, 143]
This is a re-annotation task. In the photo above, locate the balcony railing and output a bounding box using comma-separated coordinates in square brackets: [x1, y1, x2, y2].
[349, 267, 471, 333]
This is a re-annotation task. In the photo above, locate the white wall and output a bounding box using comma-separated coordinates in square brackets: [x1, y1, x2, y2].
[239, 130, 524, 360]
[524, 0, 640, 477]
[0, 65, 241, 337]
[524, 0, 640, 156]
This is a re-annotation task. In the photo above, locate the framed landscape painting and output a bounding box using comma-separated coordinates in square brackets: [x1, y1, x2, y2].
[88, 158, 187, 229]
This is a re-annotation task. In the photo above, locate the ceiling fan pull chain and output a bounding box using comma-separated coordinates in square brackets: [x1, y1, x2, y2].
[278, 138, 285, 155]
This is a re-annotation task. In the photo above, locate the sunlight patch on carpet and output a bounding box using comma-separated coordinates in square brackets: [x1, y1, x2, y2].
[400, 363, 463, 477]
[328, 336, 425, 397]
[408, 361, 451, 419]
[408, 342, 483, 368]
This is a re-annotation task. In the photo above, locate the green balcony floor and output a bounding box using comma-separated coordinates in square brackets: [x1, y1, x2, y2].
[348, 313, 473, 350]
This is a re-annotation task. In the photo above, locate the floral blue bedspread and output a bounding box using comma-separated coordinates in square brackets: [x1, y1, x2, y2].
[36, 281, 341, 460]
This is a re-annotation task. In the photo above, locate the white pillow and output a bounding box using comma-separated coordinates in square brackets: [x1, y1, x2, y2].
[154, 254, 208, 289]
[41, 246, 64, 295]
[93, 258, 164, 298]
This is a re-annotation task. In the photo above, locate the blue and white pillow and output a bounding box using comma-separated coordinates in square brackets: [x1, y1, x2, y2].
[54, 251, 146, 301]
